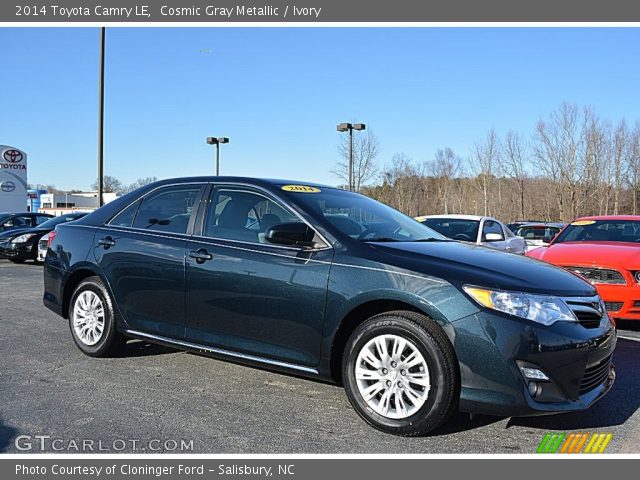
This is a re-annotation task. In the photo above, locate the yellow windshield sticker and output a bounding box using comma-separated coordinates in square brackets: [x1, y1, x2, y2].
[281, 185, 321, 193]
[571, 220, 596, 226]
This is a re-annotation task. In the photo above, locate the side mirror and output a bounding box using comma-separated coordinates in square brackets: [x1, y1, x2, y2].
[484, 232, 503, 242]
[265, 222, 315, 247]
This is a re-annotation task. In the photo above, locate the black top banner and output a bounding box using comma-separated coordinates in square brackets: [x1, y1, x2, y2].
[3, 0, 640, 22]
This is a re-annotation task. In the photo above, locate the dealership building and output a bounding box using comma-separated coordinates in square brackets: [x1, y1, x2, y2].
[38, 191, 120, 216]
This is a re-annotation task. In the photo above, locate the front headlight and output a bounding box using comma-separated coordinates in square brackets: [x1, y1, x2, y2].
[11, 233, 36, 244]
[463, 285, 577, 326]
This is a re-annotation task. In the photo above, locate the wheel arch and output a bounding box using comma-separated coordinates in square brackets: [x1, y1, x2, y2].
[329, 298, 455, 384]
[61, 265, 106, 319]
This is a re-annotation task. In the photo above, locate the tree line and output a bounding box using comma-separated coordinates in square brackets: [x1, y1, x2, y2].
[338, 103, 640, 223]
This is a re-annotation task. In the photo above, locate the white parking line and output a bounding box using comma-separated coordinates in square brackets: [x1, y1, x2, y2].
[617, 334, 640, 342]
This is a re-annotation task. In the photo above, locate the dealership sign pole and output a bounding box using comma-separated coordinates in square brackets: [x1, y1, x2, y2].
[0, 145, 28, 213]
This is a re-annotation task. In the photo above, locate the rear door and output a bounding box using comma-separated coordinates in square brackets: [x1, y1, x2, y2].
[94, 183, 205, 338]
[184, 184, 333, 367]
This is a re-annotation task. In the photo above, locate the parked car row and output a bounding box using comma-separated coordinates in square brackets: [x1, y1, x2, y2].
[40, 177, 616, 437]
[0, 212, 88, 263]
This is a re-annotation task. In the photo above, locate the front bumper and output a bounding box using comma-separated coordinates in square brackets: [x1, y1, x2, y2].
[450, 309, 617, 417]
[593, 283, 640, 322]
[0, 240, 33, 260]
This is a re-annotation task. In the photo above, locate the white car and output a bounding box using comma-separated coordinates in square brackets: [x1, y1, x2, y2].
[37, 231, 51, 262]
[416, 214, 527, 254]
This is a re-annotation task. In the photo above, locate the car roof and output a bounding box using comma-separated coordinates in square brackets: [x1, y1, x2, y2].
[420, 214, 490, 221]
[572, 215, 640, 221]
[516, 222, 564, 228]
[147, 176, 334, 190]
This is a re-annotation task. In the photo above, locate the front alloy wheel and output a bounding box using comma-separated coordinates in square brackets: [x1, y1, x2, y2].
[343, 311, 458, 436]
[355, 334, 430, 419]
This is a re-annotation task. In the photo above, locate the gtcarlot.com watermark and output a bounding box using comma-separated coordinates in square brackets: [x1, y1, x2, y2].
[14, 435, 194, 452]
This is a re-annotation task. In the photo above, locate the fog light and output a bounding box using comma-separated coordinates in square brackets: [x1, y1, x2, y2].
[528, 381, 542, 397]
[520, 367, 550, 381]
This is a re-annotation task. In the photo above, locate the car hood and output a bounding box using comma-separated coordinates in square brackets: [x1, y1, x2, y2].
[369, 240, 595, 297]
[528, 241, 640, 269]
[0, 227, 49, 240]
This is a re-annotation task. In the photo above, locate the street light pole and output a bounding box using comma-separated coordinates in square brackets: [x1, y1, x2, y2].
[206, 137, 230, 175]
[337, 122, 366, 191]
[98, 27, 105, 207]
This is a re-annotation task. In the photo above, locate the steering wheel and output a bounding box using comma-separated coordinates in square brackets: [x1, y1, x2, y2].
[453, 233, 472, 241]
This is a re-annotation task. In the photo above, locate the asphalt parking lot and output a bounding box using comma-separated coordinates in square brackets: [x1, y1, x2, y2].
[1, 260, 639, 454]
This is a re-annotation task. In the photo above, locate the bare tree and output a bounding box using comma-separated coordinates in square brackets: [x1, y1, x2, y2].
[123, 176, 159, 194]
[503, 130, 528, 220]
[92, 175, 123, 193]
[428, 148, 461, 214]
[629, 122, 640, 214]
[349, 103, 640, 223]
[333, 130, 380, 191]
[471, 128, 500, 216]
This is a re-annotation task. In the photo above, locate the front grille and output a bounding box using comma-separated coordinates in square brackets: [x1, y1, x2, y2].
[604, 301, 623, 312]
[564, 296, 605, 328]
[565, 266, 626, 285]
[580, 355, 612, 395]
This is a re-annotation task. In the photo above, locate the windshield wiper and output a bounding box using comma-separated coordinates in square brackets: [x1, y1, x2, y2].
[362, 237, 401, 242]
[413, 237, 452, 242]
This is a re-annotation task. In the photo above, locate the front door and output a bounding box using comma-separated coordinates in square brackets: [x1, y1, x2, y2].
[185, 185, 333, 367]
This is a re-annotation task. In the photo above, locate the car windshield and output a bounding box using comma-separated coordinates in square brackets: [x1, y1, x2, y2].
[422, 218, 479, 243]
[554, 219, 640, 244]
[38, 213, 85, 230]
[285, 187, 445, 242]
[516, 225, 561, 240]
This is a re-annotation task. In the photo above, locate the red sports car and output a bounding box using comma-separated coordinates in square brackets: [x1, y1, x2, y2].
[527, 215, 640, 323]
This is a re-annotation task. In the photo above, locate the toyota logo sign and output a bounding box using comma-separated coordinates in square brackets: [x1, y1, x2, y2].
[1, 181, 16, 193]
[3, 150, 23, 163]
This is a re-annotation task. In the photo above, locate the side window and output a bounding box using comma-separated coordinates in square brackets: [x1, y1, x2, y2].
[109, 200, 141, 228]
[12, 215, 32, 227]
[35, 215, 50, 225]
[132, 185, 202, 234]
[203, 187, 298, 244]
[482, 220, 504, 242]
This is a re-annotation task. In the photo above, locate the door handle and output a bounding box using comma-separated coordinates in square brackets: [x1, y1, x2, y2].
[189, 248, 213, 263]
[98, 236, 116, 248]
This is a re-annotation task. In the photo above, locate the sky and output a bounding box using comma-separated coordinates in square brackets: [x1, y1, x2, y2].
[1, 27, 640, 191]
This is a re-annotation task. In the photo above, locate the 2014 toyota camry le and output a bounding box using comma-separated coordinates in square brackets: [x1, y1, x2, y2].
[43, 177, 616, 436]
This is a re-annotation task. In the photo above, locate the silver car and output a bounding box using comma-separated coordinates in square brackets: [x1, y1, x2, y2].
[416, 214, 527, 254]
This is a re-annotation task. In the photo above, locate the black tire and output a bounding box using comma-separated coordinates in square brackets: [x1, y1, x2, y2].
[342, 311, 458, 436]
[68, 276, 125, 357]
[9, 258, 26, 264]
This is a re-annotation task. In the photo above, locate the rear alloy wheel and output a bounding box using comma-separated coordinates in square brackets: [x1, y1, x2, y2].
[69, 276, 124, 357]
[342, 311, 458, 436]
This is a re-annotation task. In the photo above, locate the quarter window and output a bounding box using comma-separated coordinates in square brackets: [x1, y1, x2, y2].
[203, 187, 298, 244]
[110, 200, 141, 228]
[131, 186, 202, 234]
